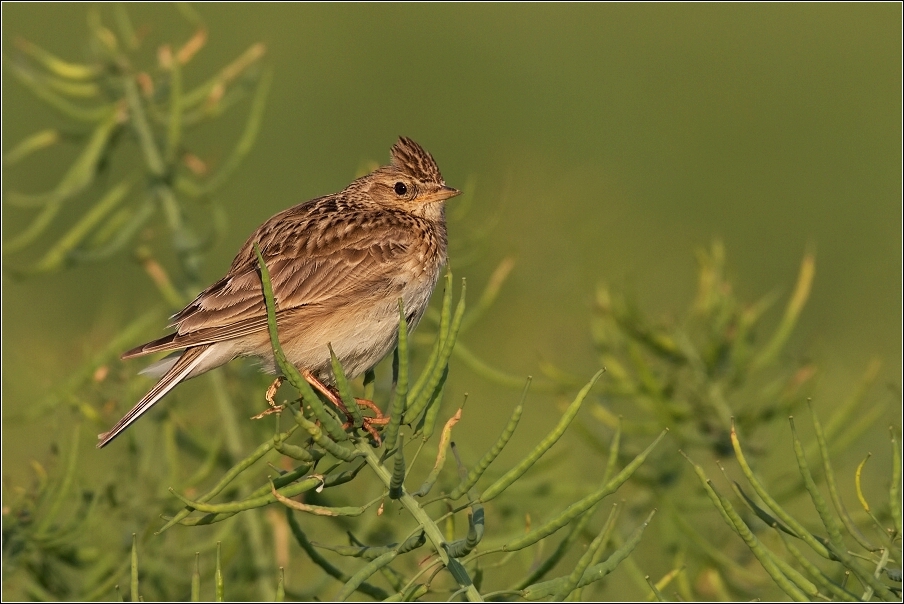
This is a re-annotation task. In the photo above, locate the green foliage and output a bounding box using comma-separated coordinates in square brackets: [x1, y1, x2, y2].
[1, 426, 118, 601]
[682, 413, 901, 601]
[589, 241, 819, 449]
[4, 7, 900, 602]
[4, 4, 269, 286]
[563, 242, 902, 600]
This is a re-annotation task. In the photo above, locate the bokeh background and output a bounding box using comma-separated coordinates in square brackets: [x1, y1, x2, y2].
[2, 3, 901, 599]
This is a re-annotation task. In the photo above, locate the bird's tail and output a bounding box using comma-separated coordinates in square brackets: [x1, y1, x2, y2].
[97, 346, 211, 448]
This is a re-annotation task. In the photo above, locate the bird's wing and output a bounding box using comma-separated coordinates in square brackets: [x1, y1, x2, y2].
[124, 204, 423, 357]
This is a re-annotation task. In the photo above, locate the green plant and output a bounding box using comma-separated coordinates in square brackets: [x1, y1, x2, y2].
[4, 4, 269, 283]
[683, 412, 901, 601]
[557, 242, 902, 600]
[4, 7, 899, 602]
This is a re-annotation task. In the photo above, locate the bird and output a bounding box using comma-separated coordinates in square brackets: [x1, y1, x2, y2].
[97, 137, 460, 448]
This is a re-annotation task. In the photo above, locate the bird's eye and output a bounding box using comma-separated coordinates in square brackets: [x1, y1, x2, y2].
[394, 182, 408, 196]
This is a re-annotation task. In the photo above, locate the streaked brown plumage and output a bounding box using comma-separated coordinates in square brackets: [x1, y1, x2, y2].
[98, 137, 460, 448]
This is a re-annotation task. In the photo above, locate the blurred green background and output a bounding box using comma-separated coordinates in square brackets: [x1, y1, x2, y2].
[2, 3, 900, 598]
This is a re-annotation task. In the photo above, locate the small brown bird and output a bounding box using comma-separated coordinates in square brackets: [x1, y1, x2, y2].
[98, 137, 460, 448]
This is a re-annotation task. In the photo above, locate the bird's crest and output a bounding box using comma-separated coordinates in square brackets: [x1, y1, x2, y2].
[391, 137, 444, 184]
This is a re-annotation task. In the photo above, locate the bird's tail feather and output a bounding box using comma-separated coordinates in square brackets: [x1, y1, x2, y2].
[97, 346, 210, 448]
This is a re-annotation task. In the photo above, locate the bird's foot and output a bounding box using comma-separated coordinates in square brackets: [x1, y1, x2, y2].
[251, 376, 286, 419]
[302, 370, 389, 445]
[353, 399, 390, 445]
[251, 404, 285, 420]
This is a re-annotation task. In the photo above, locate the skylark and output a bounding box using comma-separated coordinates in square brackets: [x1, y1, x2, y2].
[98, 137, 459, 447]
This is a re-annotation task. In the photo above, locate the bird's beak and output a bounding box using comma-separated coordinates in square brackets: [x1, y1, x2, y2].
[432, 186, 461, 202]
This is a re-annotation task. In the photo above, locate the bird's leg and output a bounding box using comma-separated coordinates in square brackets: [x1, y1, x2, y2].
[301, 370, 388, 443]
[302, 370, 347, 412]
[251, 376, 286, 419]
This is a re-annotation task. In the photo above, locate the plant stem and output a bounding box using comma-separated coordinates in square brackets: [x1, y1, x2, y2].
[356, 441, 484, 602]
